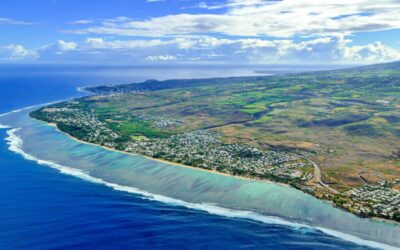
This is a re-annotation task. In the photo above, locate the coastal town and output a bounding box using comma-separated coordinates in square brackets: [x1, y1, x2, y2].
[124, 129, 310, 181]
[5, 0, 400, 248]
[31, 98, 400, 222]
[33, 104, 312, 182]
[344, 179, 400, 220]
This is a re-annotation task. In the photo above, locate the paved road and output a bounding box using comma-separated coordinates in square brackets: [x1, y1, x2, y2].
[306, 157, 339, 194]
[358, 173, 369, 185]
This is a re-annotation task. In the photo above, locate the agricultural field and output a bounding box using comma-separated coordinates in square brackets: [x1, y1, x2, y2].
[31, 61, 400, 221]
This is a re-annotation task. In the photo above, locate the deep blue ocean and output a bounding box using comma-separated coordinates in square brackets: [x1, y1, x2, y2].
[0, 64, 375, 249]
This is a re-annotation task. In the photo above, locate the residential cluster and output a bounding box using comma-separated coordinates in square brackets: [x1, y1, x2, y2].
[123, 129, 310, 180]
[40, 106, 119, 147]
[344, 179, 400, 220]
[38, 105, 311, 182]
[137, 113, 184, 129]
[33, 101, 400, 222]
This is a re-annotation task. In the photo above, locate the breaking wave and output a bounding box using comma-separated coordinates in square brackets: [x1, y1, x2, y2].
[0, 102, 55, 118]
[76, 86, 92, 94]
[3, 126, 397, 250]
[0, 100, 65, 129]
[0, 99, 75, 129]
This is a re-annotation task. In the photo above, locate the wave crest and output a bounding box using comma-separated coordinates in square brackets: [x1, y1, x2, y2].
[4, 127, 397, 250]
[0, 100, 72, 129]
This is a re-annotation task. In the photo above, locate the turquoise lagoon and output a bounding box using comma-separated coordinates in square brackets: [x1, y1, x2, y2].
[1, 108, 399, 249]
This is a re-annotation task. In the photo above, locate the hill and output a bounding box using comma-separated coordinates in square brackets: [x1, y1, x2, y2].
[31, 61, 400, 221]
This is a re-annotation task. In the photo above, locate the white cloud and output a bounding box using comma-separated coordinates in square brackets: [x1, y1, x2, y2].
[84, 37, 169, 49]
[0, 44, 38, 60]
[197, 0, 267, 10]
[68, 19, 93, 25]
[0, 17, 35, 25]
[58, 40, 78, 50]
[34, 40, 78, 59]
[67, 0, 400, 38]
[344, 42, 400, 62]
[4, 1, 399, 64]
[145, 54, 176, 61]
[30, 36, 400, 64]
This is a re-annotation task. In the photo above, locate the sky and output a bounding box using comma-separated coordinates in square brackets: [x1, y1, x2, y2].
[1, 0, 400, 65]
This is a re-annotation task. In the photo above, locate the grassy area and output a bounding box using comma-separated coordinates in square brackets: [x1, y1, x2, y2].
[34, 61, 400, 189]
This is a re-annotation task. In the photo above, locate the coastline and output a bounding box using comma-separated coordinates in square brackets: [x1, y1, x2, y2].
[41, 120, 290, 188]
[33, 118, 400, 226]
[1, 61, 400, 249]
[4, 123, 400, 250]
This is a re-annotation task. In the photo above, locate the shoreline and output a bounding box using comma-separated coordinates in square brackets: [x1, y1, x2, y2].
[34, 118, 400, 226]
[4, 123, 400, 250]
[42, 120, 291, 188]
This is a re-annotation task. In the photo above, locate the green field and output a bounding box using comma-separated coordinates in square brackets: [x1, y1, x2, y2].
[32, 61, 400, 191]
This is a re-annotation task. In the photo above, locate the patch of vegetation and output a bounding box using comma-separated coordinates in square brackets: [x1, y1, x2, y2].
[32, 61, 400, 202]
[344, 124, 382, 137]
[298, 113, 372, 127]
[109, 119, 171, 138]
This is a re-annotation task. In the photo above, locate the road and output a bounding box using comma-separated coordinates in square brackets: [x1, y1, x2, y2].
[306, 157, 339, 194]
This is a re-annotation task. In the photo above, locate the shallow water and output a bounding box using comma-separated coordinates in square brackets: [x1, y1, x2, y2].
[1, 64, 399, 249]
[0, 128, 375, 250]
[1, 109, 399, 249]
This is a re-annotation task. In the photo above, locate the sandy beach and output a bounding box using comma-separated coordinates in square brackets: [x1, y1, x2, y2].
[42, 120, 290, 188]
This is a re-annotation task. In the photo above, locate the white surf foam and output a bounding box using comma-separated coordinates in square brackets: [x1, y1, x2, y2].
[0, 99, 73, 129]
[3, 127, 398, 250]
[0, 124, 10, 129]
[0, 103, 50, 118]
[76, 87, 89, 93]
[0, 98, 76, 119]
